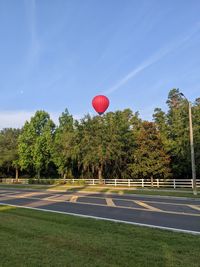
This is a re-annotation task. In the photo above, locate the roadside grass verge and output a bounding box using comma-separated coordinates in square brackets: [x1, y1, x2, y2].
[0, 183, 199, 198]
[0, 205, 200, 267]
[0, 183, 50, 189]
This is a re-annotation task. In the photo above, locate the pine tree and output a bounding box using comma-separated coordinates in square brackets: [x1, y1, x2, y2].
[166, 89, 191, 178]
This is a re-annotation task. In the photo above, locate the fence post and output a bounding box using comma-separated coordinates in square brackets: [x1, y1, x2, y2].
[142, 178, 144, 188]
[115, 179, 117, 187]
[157, 179, 159, 188]
[151, 177, 153, 187]
[72, 178, 75, 183]
[128, 179, 130, 187]
[173, 179, 176, 189]
[191, 179, 193, 189]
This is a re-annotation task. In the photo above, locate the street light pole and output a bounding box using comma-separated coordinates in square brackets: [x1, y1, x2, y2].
[180, 93, 197, 195]
[188, 101, 197, 195]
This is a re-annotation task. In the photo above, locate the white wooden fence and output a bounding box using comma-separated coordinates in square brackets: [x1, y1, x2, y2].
[1, 178, 200, 189]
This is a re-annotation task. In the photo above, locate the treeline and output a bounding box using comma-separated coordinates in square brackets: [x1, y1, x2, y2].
[0, 89, 199, 181]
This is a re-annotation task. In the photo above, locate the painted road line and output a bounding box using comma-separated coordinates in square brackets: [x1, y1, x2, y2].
[27, 200, 56, 208]
[0, 192, 20, 196]
[0, 196, 15, 201]
[188, 205, 200, 211]
[1, 188, 199, 207]
[1, 202, 200, 235]
[106, 198, 116, 207]
[14, 192, 46, 198]
[44, 194, 73, 201]
[139, 199, 200, 207]
[1, 193, 200, 217]
[48, 192, 200, 208]
[0, 191, 14, 194]
[44, 194, 61, 200]
[134, 200, 162, 211]
[70, 195, 79, 203]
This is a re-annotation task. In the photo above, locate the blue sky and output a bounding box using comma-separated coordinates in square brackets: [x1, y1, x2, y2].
[0, 0, 200, 128]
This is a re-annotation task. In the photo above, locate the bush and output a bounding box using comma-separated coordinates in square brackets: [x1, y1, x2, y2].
[76, 179, 86, 186]
[27, 178, 86, 186]
[68, 179, 86, 186]
[28, 179, 57, 185]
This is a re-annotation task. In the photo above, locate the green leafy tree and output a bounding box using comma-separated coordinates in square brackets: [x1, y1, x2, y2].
[52, 109, 75, 179]
[166, 89, 191, 178]
[74, 114, 106, 183]
[154, 89, 193, 178]
[103, 109, 139, 179]
[18, 111, 55, 178]
[153, 108, 169, 146]
[4, 90, 199, 181]
[0, 128, 21, 179]
[74, 109, 138, 182]
[129, 121, 171, 180]
[193, 98, 200, 177]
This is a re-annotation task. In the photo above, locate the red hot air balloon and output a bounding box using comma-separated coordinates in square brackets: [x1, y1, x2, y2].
[92, 95, 110, 115]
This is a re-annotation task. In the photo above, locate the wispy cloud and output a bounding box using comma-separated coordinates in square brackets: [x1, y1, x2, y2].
[17, 0, 41, 94]
[24, 0, 40, 69]
[29, 0, 40, 58]
[104, 24, 200, 95]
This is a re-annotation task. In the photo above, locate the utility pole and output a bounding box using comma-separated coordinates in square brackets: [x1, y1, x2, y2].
[188, 101, 197, 195]
[180, 93, 197, 195]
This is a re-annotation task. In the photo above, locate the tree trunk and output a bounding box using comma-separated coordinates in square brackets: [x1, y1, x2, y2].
[37, 170, 40, 179]
[15, 168, 19, 182]
[63, 173, 66, 183]
[98, 165, 103, 184]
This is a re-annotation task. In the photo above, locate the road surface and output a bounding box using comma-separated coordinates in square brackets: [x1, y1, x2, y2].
[0, 187, 200, 234]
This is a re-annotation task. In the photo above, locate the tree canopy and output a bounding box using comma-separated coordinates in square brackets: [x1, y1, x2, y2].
[0, 89, 199, 181]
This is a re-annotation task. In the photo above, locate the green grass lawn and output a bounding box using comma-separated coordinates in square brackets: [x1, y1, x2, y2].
[0, 205, 200, 266]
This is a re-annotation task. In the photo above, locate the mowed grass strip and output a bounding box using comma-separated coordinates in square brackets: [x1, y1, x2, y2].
[0, 205, 200, 267]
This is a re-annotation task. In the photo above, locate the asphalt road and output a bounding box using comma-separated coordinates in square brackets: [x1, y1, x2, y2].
[1, 187, 200, 234]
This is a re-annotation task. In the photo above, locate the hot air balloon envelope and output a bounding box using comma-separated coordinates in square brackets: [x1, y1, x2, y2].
[92, 95, 110, 115]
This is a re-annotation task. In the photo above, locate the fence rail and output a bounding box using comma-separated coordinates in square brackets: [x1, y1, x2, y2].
[1, 178, 200, 189]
